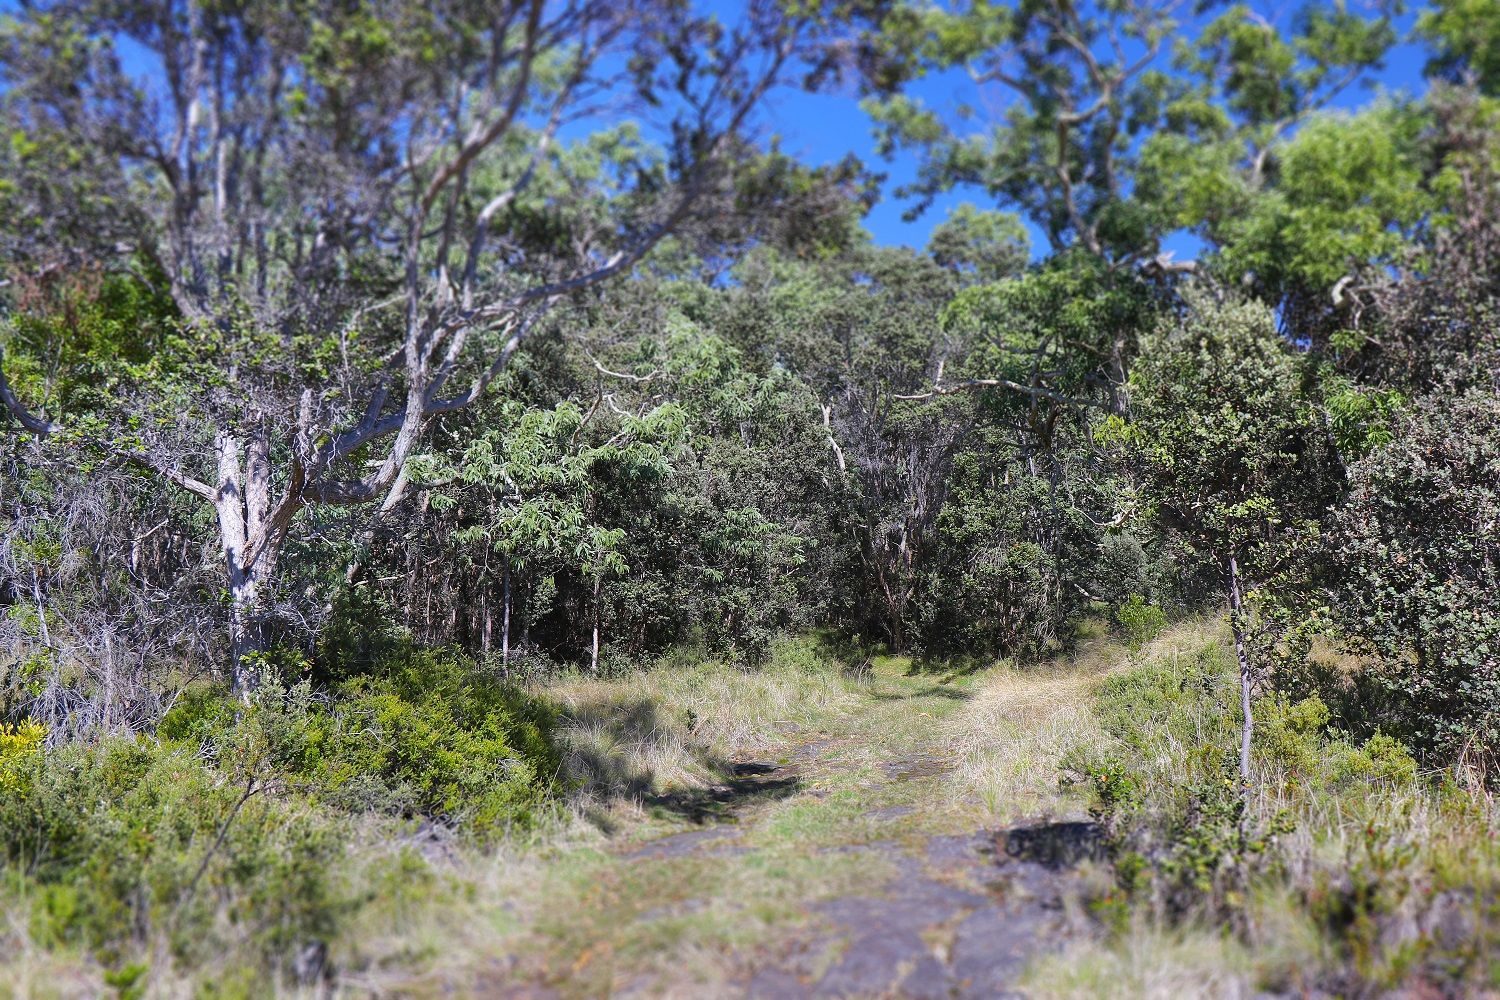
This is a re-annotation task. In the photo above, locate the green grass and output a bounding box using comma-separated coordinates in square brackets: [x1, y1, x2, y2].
[314, 633, 1112, 996]
[1029, 617, 1500, 998]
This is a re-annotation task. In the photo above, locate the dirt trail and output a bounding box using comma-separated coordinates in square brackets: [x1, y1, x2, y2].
[618, 750, 1100, 999]
[488, 656, 1108, 999]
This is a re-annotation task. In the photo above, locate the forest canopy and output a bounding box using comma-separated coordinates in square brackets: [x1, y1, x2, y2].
[1, 0, 1498, 995]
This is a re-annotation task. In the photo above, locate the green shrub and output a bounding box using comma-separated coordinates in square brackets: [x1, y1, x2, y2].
[301, 624, 560, 836]
[1113, 594, 1167, 652]
[0, 638, 552, 989]
[0, 735, 347, 975]
[1318, 385, 1500, 766]
[1091, 638, 1239, 758]
[157, 686, 237, 743]
[1330, 732, 1419, 788]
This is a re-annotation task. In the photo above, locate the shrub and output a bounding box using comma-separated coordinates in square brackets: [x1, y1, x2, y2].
[299, 615, 561, 836]
[1255, 692, 1419, 793]
[1113, 594, 1167, 652]
[0, 718, 45, 789]
[1319, 384, 1500, 767]
[0, 734, 346, 977]
[1070, 629, 1497, 993]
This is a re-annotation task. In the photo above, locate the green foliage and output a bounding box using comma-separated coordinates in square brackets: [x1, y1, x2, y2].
[384, 316, 824, 666]
[0, 733, 347, 975]
[864, 0, 1398, 262]
[1421, 0, 1500, 94]
[309, 645, 558, 836]
[1208, 106, 1431, 322]
[1323, 375, 1404, 460]
[3, 0, 1500, 988]
[925, 203, 1029, 284]
[1121, 291, 1336, 581]
[1316, 385, 1500, 764]
[303, 597, 561, 831]
[1113, 595, 1166, 653]
[1076, 632, 1428, 938]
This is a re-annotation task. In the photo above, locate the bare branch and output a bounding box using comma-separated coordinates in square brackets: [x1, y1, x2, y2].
[893, 377, 1095, 409]
[584, 351, 662, 383]
[0, 347, 59, 435]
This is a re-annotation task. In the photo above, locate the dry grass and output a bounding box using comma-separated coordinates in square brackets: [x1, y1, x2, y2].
[939, 618, 1222, 823]
[943, 663, 1107, 821]
[545, 637, 866, 813]
[316, 634, 1141, 997]
[0, 933, 101, 1000]
[1022, 924, 1260, 999]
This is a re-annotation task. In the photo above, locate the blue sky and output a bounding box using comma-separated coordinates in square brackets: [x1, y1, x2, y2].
[738, 5, 1434, 252]
[2, 0, 1435, 254]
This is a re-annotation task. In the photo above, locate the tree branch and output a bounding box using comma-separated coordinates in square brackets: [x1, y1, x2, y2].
[893, 377, 1095, 408]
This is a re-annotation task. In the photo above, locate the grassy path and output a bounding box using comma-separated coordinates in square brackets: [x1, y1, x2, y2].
[351, 638, 1118, 998]
[340, 638, 1128, 995]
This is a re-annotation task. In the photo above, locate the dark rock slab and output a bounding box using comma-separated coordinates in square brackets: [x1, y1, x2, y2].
[623, 825, 741, 860]
[791, 738, 837, 763]
[925, 832, 991, 868]
[950, 904, 1051, 999]
[745, 966, 815, 999]
[864, 804, 916, 822]
[736, 818, 1100, 998]
[880, 756, 953, 781]
[898, 953, 957, 1000]
[812, 928, 930, 998]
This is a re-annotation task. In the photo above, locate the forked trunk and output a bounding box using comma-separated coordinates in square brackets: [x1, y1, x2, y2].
[214, 427, 298, 700]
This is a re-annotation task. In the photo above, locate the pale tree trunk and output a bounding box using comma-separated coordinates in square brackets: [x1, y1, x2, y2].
[213, 426, 301, 699]
[501, 565, 511, 672]
[1227, 551, 1253, 791]
[482, 586, 492, 658]
[590, 573, 602, 674]
[102, 628, 117, 733]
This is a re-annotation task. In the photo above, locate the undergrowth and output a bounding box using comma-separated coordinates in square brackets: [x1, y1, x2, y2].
[1042, 619, 1500, 997]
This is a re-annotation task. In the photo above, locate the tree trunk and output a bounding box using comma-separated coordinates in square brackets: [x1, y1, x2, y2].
[1227, 551, 1253, 791]
[213, 427, 299, 700]
[501, 565, 511, 672]
[482, 585, 492, 658]
[227, 573, 265, 696]
[590, 573, 602, 674]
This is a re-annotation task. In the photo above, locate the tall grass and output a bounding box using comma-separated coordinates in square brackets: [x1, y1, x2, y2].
[1037, 617, 1500, 997]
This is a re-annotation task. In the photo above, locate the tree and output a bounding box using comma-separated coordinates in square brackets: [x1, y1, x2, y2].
[1421, 0, 1500, 94]
[1318, 384, 1500, 766]
[1144, 102, 1434, 341]
[1113, 292, 1337, 788]
[715, 245, 973, 650]
[925, 203, 1030, 285]
[0, 0, 863, 693]
[864, 0, 1398, 267]
[1334, 86, 1500, 390]
[343, 289, 832, 670]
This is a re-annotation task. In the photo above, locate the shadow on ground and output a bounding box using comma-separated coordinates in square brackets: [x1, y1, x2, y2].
[560, 694, 804, 826]
[867, 684, 974, 703]
[644, 762, 802, 824]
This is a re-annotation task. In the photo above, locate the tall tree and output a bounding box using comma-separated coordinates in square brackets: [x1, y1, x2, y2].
[0, 0, 864, 693]
[865, 0, 1399, 268]
[1113, 292, 1337, 788]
